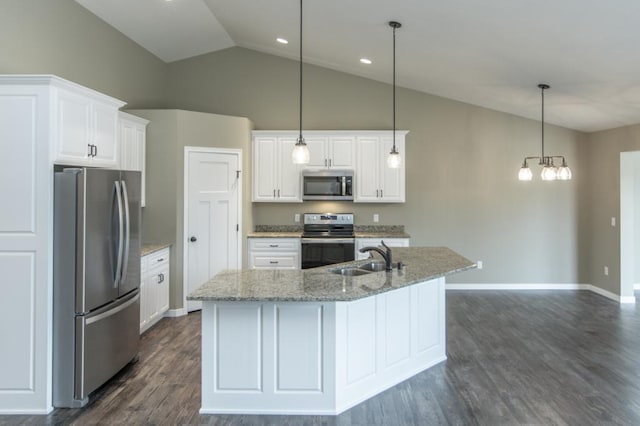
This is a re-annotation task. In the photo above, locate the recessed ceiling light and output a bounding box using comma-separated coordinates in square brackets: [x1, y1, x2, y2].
[277, 38, 289, 44]
[360, 58, 372, 65]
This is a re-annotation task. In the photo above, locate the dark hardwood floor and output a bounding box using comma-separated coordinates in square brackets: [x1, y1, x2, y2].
[3, 290, 640, 425]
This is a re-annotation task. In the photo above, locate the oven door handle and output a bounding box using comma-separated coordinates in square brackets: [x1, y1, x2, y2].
[301, 238, 355, 244]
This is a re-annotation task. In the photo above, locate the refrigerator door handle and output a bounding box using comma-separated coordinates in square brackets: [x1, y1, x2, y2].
[113, 181, 124, 288]
[120, 180, 131, 286]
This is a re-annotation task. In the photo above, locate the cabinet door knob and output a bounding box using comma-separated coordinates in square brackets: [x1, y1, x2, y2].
[190, 236, 197, 242]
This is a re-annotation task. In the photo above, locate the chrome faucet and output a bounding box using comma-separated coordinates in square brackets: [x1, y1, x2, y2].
[359, 240, 393, 271]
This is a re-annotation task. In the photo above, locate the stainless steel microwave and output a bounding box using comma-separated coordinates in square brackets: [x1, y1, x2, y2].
[302, 170, 354, 201]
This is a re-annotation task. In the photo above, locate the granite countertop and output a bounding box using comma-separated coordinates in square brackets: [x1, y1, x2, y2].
[354, 231, 411, 238]
[188, 247, 475, 302]
[141, 243, 172, 256]
[247, 231, 303, 238]
[248, 225, 410, 239]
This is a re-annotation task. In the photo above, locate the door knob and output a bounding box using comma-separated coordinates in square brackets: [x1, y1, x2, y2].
[190, 236, 197, 242]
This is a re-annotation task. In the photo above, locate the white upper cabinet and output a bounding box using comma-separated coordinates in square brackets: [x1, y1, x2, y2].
[119, 112, 148, 206]
[53, 82, 125, 167]
[305, 135, 355, 170]
[252, 130, 406, 203]
[253, 134, 302, 202]
[355, 132, 406, 203]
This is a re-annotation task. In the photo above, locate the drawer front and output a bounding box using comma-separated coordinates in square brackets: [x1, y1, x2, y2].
[249, 238, 300, 251]
[145, 247, 170, 268]
[250, 254, 299, 269]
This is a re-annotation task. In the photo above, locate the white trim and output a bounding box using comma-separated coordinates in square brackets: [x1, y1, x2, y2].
[445, 283, 636, 304]
[0, 407, 54, 415]
[446, 283, 586, 290]
[634, 283, 640, 290]
[183, 147, 243, 313]
[163, 308, 187, 318]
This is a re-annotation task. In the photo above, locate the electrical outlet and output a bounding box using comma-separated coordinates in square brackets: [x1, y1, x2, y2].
[611, 217, 616, 227]
[477, 261, 483, 269]
[604, 266, 609, 276]
[373, 214, 379, 223]
[294, 213, 300, 223]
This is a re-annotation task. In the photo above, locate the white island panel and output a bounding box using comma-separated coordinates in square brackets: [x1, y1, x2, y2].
[384, 287, 412, 369]
[275, 304, 323, 392]
[215, 305, 262, 391]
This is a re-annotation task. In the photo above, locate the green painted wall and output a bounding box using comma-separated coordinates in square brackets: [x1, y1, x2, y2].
[0, 0, 167, 108]
[167, 47, 588, 285]
[128, 109, 253, 309]
[584, 125, 640, 295]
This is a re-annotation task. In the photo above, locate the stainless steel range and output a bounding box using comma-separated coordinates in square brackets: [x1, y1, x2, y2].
[301, 213, 355, 269]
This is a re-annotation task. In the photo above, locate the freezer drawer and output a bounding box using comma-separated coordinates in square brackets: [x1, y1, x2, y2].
[75, 291, 140, 401]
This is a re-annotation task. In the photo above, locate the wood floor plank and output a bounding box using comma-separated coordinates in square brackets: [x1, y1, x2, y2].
[3, 290, 640, 425]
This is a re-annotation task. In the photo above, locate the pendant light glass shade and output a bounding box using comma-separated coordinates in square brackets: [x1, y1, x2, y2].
[518, 163, 533, 181]
[292, 136, 310, 164]
[387, 21, 402, 169]
[540, 164, 558, 181]
[557, 159, 572, 180]
[292, 0, 309, 164]
[387, 147, 401, 168]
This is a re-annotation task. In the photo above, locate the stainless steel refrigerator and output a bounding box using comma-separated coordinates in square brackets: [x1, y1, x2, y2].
[53, 168, 141, 407]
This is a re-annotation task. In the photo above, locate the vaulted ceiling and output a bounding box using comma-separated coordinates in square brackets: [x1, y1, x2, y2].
[75, 0, 640, 133]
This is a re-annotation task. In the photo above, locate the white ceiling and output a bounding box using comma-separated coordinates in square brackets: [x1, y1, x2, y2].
[76, 0, 640, 133]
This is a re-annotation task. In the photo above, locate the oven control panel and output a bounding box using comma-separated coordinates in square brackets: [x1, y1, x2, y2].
[303, 213, 354, 225]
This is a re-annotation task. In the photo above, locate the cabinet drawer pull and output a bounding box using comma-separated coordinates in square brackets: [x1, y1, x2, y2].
[93, 145, 97, 157]
[329, 158, 332, 167]
[273, 189, 276, 197]
[277, 189, 280, 198]
[380, 189, 383, 198]
[376, 189, 379, 197]
[269, 244, 279, 248]
[87, 143, 92, 157]
[269, 261, 279, 264]
[158, 273, 164, 283]
[156, 258, 164, 262]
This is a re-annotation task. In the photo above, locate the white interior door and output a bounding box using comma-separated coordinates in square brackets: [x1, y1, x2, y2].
[185, 149, 241, 312]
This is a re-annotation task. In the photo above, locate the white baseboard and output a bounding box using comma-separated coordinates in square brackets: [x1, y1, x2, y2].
[163, 308, 187, 317]
[446, 283, 635, 304]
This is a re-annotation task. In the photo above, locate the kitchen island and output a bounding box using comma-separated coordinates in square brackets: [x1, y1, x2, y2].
[188, 247, 475, 415]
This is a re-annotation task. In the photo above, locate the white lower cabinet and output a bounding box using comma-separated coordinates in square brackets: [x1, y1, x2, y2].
[140, 247, 170, 333]
[355, 237, 410, 260]
[248, 238, 301, 269]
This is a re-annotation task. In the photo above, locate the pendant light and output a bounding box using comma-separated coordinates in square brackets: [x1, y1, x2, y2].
[292, 0, 310, 164]
[387, 21, 402, 169]
[518, 84, 572, 181]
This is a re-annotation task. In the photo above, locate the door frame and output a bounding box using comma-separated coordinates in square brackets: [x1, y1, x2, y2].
[183, 146, 243, 312]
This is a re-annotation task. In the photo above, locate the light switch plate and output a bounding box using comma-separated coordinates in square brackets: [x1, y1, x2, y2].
[294, 213, 300, 223]
[373, 214, 379, 223]
[611, 217, 616, 227]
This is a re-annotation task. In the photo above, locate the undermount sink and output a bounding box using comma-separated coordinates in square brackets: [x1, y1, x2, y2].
[358, 261, 387, 272]
[328, 260, 392, 276]
[328, 267, 372, 276]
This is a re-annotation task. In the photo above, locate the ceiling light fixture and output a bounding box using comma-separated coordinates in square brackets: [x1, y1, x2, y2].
[292, 0, 309, 164]
[360, 58, 372, 65]
[276, 38, 289, 44]
[387, 21, 402, 169]
[518, 84, 572, 181]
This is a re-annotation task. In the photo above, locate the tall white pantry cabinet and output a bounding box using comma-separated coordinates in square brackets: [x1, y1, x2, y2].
[0, 76, 125, 413]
